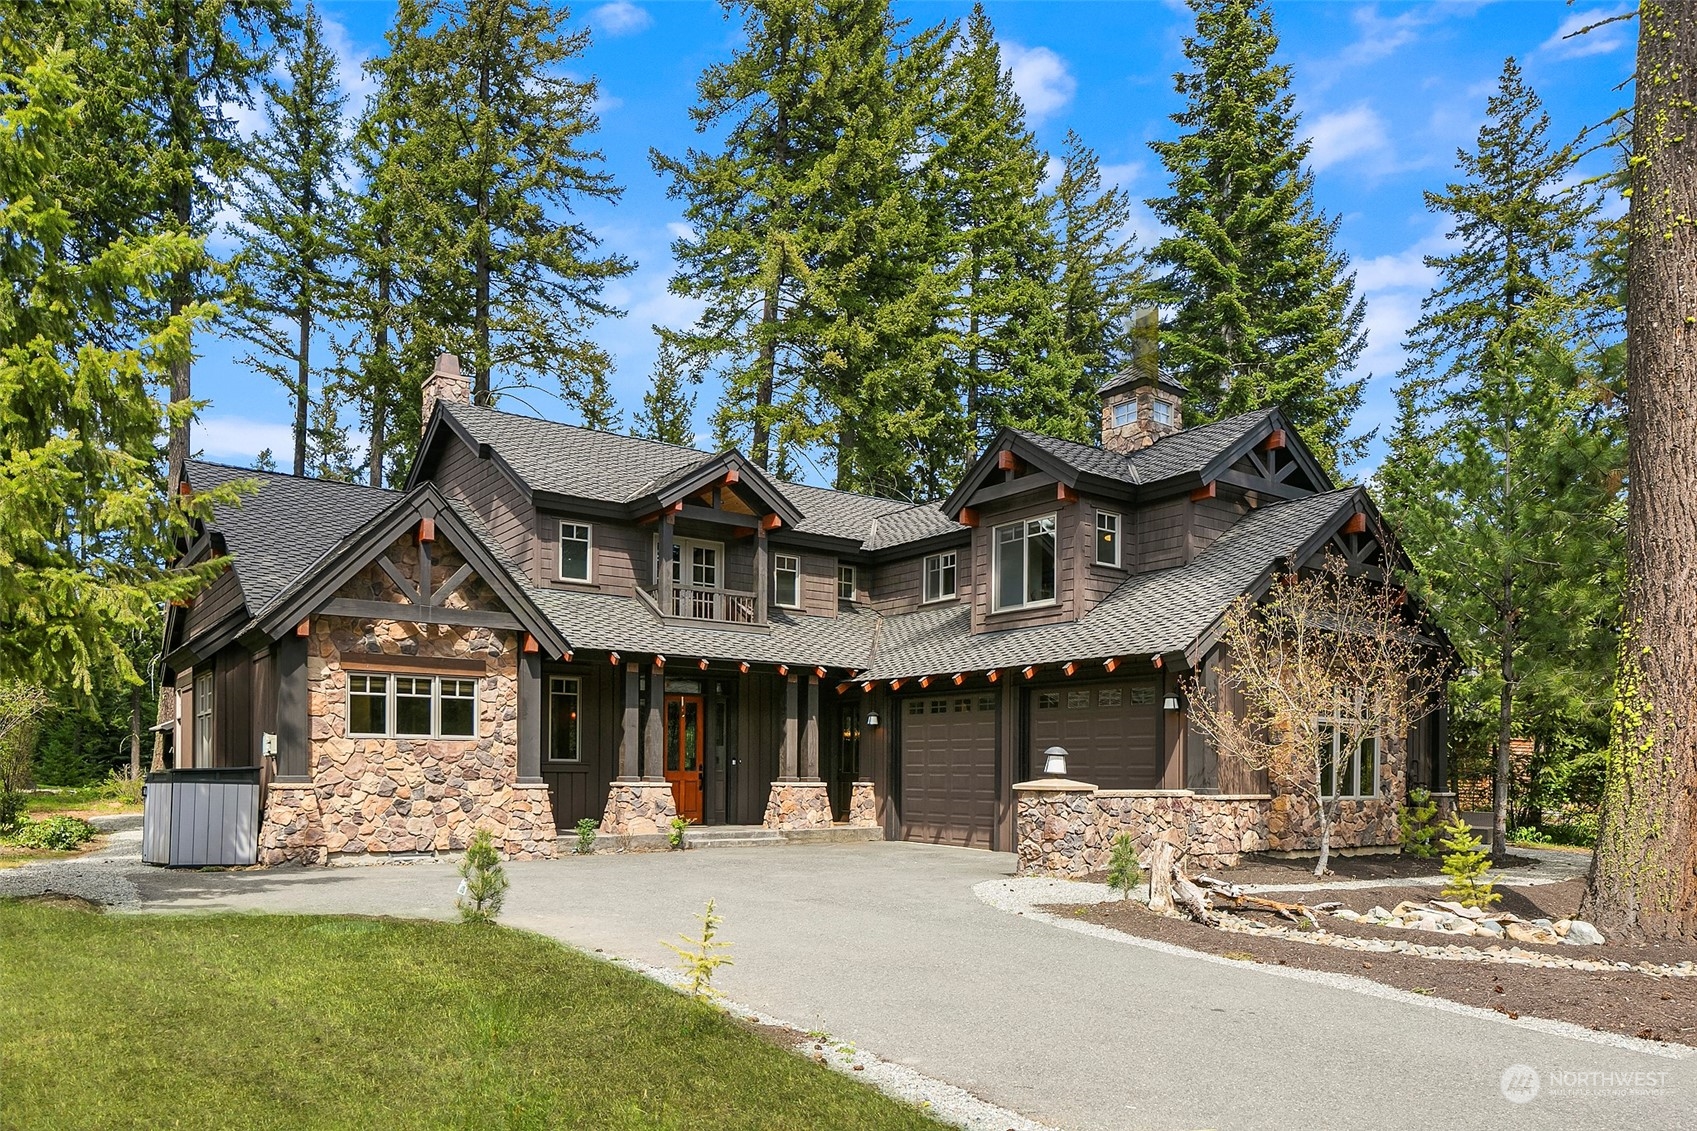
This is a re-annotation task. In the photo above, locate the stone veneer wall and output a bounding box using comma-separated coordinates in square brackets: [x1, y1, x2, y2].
[847, 781, 878, 828]
[763, 781, 833, 830]
[257, 534, 556, 864]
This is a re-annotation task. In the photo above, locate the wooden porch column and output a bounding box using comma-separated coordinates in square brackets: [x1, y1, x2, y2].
[801, 674, 820, 780]
[517, 649, 543, 784]
[755, 526, 769, 623]
[781, 672, 799, 780]
[616, 662, 640, 780]
[643, 661, 665, 781]
[658, 514, 675, 615]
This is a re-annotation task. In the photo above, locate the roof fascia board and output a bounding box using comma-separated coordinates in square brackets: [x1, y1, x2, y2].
[531, 492, 634, 522]
[1200, 409, 1333, 494]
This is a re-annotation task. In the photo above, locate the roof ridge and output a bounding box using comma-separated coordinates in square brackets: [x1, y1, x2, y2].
[451, 402, 710, 458]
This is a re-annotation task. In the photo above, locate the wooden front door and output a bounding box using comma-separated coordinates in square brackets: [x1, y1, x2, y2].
[665, 695, 705, 823]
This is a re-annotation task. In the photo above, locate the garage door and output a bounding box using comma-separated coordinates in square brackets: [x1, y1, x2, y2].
[1031, 681, 1161, 789]
[900, 693, 999, 848]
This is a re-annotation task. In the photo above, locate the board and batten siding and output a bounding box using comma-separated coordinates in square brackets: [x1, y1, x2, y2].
[539, 659, 621, 828]
[432, 436, 536, 580]
[182, 567, 245, 640]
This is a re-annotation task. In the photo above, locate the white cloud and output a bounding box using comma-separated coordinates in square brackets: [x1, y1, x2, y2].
[1541, 8, 1634, 60]
[196, 415, 297, 462]
[665, 221, 697, 244]
[590, 0, 652, 37]
[1000, 41, 1076, 121]
[1354, 245, 1437, 294]
[1306, 105, 1390, 173]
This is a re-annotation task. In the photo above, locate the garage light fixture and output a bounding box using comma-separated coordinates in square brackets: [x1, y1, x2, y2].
[1042, 746, 1068, 776]
[1162, 693, 1181, 711]
[865, 711, 880, 728]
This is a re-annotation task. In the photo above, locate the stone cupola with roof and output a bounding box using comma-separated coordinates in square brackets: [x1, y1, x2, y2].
[1098, 308, 1186, 455]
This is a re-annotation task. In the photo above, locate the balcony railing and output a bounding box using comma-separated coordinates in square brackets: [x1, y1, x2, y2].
[663, 584, 761, 625]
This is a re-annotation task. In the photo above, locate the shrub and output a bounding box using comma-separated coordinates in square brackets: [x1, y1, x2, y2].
[97, 770, 144, 805]
[1105, 833, 1143, 900]
[574, 817, 598, 855]
[1397, 787, 1443, 858]
[664, 899, 733, 999]
[2, 815, 96, 851]
[668, 816, 688, 850]
[456, 830, 509, 924]
[1438, 815, 1500, 909]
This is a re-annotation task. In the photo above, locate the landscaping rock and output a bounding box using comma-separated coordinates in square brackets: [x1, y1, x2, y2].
[1562, 920, 1605, 946]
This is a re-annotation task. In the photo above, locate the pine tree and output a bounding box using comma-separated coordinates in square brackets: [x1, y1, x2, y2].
[926, 5, 1073, 471]
[1051, 129, 1146, 429]
[229, 2, 352, 477]
[632, 338, 700, 446]
[657, 0, 949, 491]
[380, 0, 633, 411]
[1145, 0, 1367, 470]
[577, 371, 622, 432]
[0, 41, 241, 700]
[1381, 59, 1619, 860]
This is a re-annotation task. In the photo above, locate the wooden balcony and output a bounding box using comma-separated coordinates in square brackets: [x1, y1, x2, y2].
[655, 580, 756, 624]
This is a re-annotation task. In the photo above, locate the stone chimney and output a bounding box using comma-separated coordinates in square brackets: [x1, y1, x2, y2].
[1099, 307, 1183, 455]
[422, 352, 470, 431]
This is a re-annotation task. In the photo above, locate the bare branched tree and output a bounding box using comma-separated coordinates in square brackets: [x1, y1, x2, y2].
[1186, 554, 1445, 876]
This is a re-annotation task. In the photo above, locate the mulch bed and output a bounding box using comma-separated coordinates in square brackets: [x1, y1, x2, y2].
[1050, 885, 1697, 1048]
[1078, 852, 1536, 887]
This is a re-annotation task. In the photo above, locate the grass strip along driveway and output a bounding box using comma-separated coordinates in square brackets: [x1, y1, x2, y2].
[0, 900, 948, 1131]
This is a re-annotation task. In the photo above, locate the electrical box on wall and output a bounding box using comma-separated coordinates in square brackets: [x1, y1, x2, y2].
[262, 732, 278, 758]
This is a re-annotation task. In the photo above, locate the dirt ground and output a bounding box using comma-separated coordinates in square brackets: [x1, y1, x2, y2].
[1054, 882, 1697, 1049]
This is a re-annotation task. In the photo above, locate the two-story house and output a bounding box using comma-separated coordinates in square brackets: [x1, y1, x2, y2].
[160, 355, 1448, 863]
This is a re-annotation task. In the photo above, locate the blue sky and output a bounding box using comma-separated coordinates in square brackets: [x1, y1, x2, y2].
[195, 0, 1634, 482]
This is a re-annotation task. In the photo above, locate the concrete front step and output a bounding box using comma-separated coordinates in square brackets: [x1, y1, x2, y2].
[556, 823, 885, 854]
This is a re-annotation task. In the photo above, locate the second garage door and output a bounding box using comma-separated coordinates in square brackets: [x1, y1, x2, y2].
[900, 693, 999, 848]
[1031, 680, 1162, 789]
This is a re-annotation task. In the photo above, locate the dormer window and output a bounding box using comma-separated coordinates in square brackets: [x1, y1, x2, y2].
[1095, 511, 1122, 568]
[924, 551, 957, 603]
[992, 516, 1056, 611]
[1111, 399, 1137, 428]
[774, 554, 801, 608]
[838, 564, 857, 602]
[558, 521, 592, 582]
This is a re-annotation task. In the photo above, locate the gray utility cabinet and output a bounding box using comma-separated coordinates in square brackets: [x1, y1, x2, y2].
[142, 767, 263, 866]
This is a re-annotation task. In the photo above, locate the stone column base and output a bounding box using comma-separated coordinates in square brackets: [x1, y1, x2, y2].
[258, 783, 328, 866]
[599, 780, 680, 836]
[847, 780, 878, 827]
[763, 780, 833, 830]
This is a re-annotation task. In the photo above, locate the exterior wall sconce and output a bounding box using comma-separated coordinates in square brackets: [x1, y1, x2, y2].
[865, 711, 880, 728]
[1162, 693, 1181, 711]
[1042, 746, 1068, 776]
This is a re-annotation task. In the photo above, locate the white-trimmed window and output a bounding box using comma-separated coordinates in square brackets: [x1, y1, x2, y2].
[548, 676, 581, 762]
[558, 521, 592, 582]
[1111, 399, 1137, 428]
[992, 515, 1057, 611]
[838, 564, 856, 602]
[923, 551, 957, 603]
[1152, 398, 1173, 426]
[347, 673, 479, 740]
[774, 553, 801, 608]
[1095, 510, 1121, 567]
[193, 670, 214, 767]
[1319, 722, 1380, 800]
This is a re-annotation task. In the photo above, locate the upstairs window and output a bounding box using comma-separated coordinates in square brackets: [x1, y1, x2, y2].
[838, 564, 857, 602]
[1095, 510, 1122, 568]
[559, 521, 592, 582]
[1111, 399, 1137, 428]
[1152, 399, 1173, 426]
[992, 515, 1056, 611]
[923, 551, 957, 603]
[774, 554, 801, 608]
[193, 670, 214, 767]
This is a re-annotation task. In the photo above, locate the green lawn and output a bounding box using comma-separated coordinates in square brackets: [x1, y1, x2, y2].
[0, 901, 948, 1130]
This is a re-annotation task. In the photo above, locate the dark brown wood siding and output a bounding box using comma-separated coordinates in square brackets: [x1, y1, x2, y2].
[731, 671, 782, 824]
[183, 567, 245, 640]
[1077, 499, 1131, 618]
[870, 543, 972, 616]
[1190, 492, 1251, 561]
[213, 645, 254, 766]
[970, 495, 1082, 633]
[432, 436, 536, 579]
[539, 659, 621, 828]
[537, 512, 651, 597]
[1132, 496, 1189, 573]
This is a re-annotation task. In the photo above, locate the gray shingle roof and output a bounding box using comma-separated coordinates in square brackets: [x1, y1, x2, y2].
[184, 460, 398, 616]
[446, 404, 715, 503]
[866, 502, 962, 551]
[860, 488, 1361, 679]
[1013, 407, 1281, 488]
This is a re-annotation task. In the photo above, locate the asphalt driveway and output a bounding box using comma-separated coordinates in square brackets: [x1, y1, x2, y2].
[122, 840, 1691, 1131]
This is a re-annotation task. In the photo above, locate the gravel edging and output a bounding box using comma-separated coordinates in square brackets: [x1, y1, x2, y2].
[975, 876, 1694, 1063]
[605, 953, 1057, 1131]
[0, 826, 145, 908]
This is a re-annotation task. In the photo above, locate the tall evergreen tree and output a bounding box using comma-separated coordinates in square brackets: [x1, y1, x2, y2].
[229, 2, 351, 477]
[1379, 59, 1620, 859]
[379, 0, 633, 410]
[657, 0, 948, 490]
[1051, 129, 1146, 429]
[632, 338, 700, 446]
[1145, 0, 1366, 470]
[926, 5, 1073, 470]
